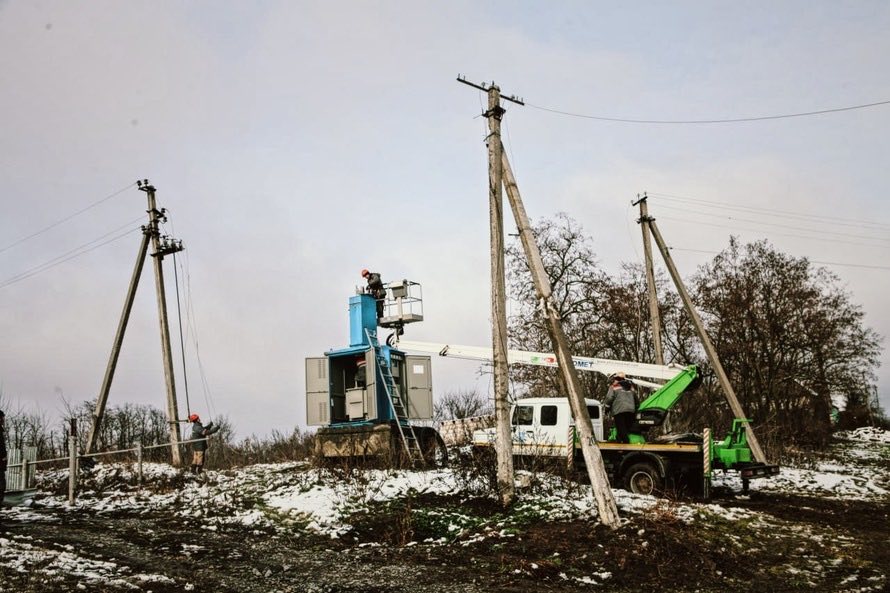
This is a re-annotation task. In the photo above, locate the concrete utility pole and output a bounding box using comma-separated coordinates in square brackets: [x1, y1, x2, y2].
[143, 181, 184, 466]
[633, 193, 664, 366]
[501, 152, 621, 528]
[85, 231, 150, 456]
[458, 75, 620, 526]
[484, 83, 515, 507]
[86, 180, 185, 466]
[645, 217, 767, 464]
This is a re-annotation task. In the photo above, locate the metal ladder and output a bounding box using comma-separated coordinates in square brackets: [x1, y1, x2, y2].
[365, 328, 423, 465]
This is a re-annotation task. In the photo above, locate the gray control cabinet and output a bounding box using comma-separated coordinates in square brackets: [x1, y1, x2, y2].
[305, 352, 432, 425]
[405, 355, 433, 420]
[305, 357, 329, 426]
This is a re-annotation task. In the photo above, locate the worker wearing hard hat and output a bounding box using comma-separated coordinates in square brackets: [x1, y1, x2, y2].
[188, 413, 220, 475]
[361, 269, 386, 319]
[603, 372, 637, 444]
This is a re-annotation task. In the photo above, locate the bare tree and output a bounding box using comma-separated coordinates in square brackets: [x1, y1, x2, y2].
[434, 388, 492, 421]
[506, 213, 609, 398]
[505, 215, 695, 400]
[686, 238, 882, 447]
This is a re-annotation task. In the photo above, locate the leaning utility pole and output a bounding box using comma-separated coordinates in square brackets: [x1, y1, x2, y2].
[501, 152, 620, 528]
[633, 193, 664, 366]
[85, 229, 150, 457]
[484, 82, 514, 507]
[458, 75, 620, 527]
[645, 216, 767, 464]
[86, 180, 185, 465]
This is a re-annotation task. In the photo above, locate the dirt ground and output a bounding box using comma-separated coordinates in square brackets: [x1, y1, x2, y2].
[1, 488, 887, 593]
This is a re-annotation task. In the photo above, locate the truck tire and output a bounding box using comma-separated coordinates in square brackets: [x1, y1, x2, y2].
[423, 433, 449, 468]
[624, 462, 664, 496]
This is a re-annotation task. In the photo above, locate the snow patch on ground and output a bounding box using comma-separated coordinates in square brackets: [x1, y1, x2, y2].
[835, 427, 890, 444]
[712, 431, 889, 500]
[0, 535, 175, 589]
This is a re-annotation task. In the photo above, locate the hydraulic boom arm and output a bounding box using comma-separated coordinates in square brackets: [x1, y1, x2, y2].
[396, 339, 684, 390]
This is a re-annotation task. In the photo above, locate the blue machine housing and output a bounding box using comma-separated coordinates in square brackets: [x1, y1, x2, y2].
[324, 294, 406, 426]
[348, 293, 377, 348]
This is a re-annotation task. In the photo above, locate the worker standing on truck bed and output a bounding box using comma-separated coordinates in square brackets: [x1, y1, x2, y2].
[604, 373, 637, 443]
[362, 269, 386, 319]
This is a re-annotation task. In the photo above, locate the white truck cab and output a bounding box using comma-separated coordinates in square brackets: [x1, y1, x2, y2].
[472, 397, 604, 457]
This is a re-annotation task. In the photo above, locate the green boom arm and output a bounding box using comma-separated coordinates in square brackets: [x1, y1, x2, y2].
[637, 365, 699, 415]
[609, 365, 699, 442]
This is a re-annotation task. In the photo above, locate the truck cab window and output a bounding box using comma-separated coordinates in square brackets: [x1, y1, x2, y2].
[541, 405, 558, 426]
[587, 405, 600, 420]
[512, 405, 534, 426]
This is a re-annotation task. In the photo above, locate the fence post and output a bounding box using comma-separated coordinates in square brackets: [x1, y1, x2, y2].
[22, 458, 30, 489]
[137, 440, 143, 489]
[702, 427, 711, 500]
[566, 424, 575, 472]
[68, 418, 78, 506]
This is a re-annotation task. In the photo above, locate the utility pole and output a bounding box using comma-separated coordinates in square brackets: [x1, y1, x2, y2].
[458, 75, 620, 526]
[86, 180, 185, 466]
[633, 193, 664, 365]
[85, 230, 150, 456]
[501, 152, 620, 528]
[645, 217, 767, 464]
[483, 81, 514, 507]
[143, 181, 184, 465]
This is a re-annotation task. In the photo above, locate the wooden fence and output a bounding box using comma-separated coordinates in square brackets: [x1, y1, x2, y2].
[5, 447, 38, 491]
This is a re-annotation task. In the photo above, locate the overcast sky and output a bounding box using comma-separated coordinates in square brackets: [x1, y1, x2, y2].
[1, 1, 888, 438]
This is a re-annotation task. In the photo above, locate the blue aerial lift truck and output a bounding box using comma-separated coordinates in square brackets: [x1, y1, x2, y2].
[305, 279, 447, 466]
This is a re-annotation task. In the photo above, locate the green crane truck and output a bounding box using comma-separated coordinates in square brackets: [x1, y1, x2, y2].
[399, 340, 779, 497]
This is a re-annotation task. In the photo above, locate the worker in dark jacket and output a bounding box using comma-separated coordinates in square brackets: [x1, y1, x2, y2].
[361, 269, 386, 319]
[603, 372, 637, 443]
[188, 413, 220, 474]
[0, 410, 6, 503]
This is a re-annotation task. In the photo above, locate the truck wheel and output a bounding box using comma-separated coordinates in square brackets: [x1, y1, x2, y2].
[624, 463, 663, 496]
[423, 433, 449, 468]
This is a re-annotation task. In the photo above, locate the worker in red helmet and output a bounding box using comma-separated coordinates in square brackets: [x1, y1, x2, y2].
[361, 269, 386, 319]
[188, 413, 220, 474]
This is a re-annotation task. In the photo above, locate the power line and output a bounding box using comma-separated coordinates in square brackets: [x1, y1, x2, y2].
[671, 247, 890, 271]
[0, 181, 137, 256]
[172, 251, 191, 417]
[0, 219, 143, 290]
[526, 98, 890, 125]
[656, 214, 890, 250]
[648, 192, 890, 230]
[654, 203, 890, 244]
[180, 248, 216, 419]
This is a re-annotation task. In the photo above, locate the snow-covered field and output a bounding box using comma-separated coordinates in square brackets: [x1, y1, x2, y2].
[1, 429, 887, 592]
[14, 429, 885, 539]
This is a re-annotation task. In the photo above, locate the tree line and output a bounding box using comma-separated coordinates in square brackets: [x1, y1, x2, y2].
[0, 397, 314, 467]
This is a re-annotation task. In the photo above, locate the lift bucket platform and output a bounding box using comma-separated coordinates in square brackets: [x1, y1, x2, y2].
[379, 280, 423, 329]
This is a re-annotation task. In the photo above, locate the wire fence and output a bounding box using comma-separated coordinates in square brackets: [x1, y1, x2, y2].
[4, 436, 214, 506]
